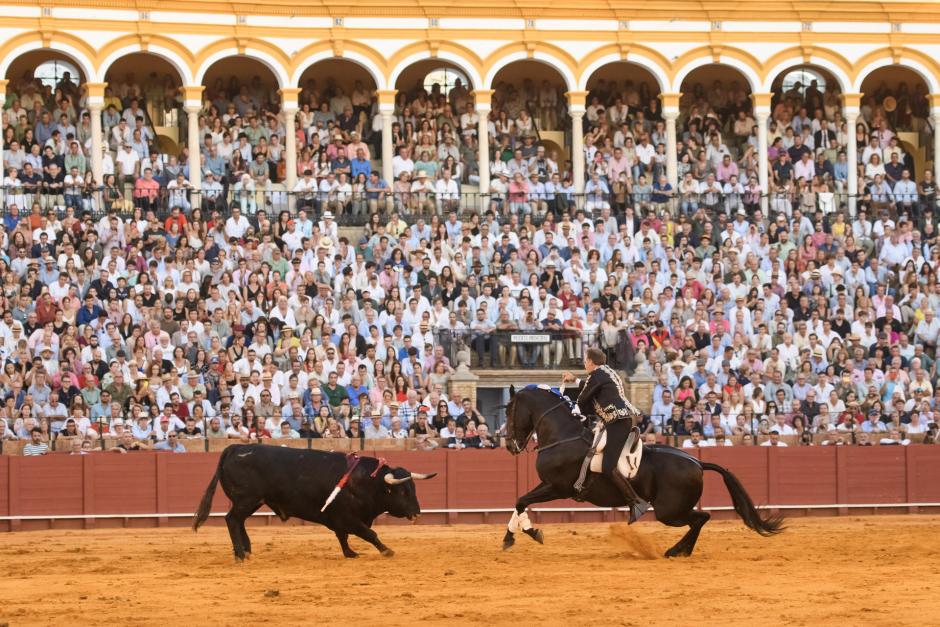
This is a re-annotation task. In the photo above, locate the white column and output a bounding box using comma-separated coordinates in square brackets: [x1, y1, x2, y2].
[846, 112, 858, 215]
[932, 109, 940, 187]
[381, 110, 394, 186]
[185, 104, 201, 200]
[477, 105, 491, 210]
[664, 110, 679, 189]
[283, 106, 298, 191]
[0, 81, 6, 183]
[571, 111, 585, 194]
[756, 110, 770, 212]
[89, 103, 104, 184]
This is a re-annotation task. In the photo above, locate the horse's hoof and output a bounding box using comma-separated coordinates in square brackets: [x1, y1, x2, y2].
[525, 528, 544, 544]
[343, 551, 359, 559]
[381, 548, 395, 558]
[502, 531, 515, 551]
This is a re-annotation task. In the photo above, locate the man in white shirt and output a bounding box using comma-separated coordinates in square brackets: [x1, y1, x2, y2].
[760, 431, 789, 446]
[793, 152, 815, 182]
[391, 146, 414, 179]
[434, 169, 460, 212]
[225, 206, 250, 239]
[114, 143, 139, 190]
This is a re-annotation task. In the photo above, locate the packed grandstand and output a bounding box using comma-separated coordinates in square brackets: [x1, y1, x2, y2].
[1, 56, 939, 455]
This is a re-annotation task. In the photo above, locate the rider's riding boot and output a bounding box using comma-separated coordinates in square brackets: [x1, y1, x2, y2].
[610, 470, 651, 524]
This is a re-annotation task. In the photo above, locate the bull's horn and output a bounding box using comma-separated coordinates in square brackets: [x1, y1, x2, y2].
[384, 473, 412, 485]
[410, 472, 437, 480]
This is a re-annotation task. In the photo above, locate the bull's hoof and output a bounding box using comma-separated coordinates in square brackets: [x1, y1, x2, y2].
[524, 528, 544, 544]
[380, 548, 395, 558]
[502, 531, 515, 551]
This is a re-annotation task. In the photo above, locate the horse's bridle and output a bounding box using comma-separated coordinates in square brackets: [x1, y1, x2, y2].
[507, 398, 570, 455]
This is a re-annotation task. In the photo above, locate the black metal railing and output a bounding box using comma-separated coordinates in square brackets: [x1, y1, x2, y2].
[3, 184, 938, 228]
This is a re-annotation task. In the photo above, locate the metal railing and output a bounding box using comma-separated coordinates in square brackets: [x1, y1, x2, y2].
[2, 184, 938, 227]
[435, 328, 636, 371]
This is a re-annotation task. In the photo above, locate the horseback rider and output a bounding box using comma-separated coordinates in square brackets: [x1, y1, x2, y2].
[562, 347, 651, 522]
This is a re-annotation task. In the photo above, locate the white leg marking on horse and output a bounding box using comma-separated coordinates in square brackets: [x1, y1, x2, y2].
[518, 511, 533, 531]
[508, 510, 522, 533]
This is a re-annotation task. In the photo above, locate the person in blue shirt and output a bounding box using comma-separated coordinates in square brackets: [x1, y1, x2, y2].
[76, 294, 106, 327]
[154, 431, 187, 453]
[350, 147, 371, 180]
[365, 170, 391, 213]
[345, 375, 369, 409]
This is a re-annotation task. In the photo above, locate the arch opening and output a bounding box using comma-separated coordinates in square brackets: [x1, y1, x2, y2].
[859, 66, 931, 184]
[666, 64, 760, 195]
[487, 59, 570, 186]
[295, 58, 380, 168]
[103, 53, 185, 156]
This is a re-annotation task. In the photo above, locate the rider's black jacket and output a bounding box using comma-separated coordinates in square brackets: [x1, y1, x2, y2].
[566, 365, 636, 424]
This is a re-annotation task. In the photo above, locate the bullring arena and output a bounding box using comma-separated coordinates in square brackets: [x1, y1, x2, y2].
[2, 446, 940, 624]
[4, 0, 940, 624]
[1, 517, 939, 625]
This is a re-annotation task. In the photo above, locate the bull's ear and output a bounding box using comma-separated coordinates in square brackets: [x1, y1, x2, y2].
[508, 384, 516, 398]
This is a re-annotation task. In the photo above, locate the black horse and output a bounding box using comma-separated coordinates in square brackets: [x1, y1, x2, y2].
[503, 386, 783, 557]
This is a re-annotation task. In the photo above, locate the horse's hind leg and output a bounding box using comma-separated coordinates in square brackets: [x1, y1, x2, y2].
[503, 482, 561, 550]
[660, 509, 711, 558]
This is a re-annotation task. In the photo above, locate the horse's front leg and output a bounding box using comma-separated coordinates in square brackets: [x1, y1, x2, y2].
[503, 481, 563, 550]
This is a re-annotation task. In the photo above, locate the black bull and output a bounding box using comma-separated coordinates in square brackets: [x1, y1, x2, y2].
[193, 445, 436, 559]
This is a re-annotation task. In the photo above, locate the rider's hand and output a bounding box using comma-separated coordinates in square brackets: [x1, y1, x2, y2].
[562, 372, 576, 384]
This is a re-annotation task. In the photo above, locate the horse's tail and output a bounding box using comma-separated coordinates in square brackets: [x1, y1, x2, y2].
[193, 446, 229, 532]
[701, 461, 785, 536]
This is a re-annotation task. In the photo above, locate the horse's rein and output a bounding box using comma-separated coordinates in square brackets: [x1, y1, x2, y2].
[511, 398, 570, 454]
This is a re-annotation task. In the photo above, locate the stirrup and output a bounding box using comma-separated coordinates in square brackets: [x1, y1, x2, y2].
[628, 499, 651, 524]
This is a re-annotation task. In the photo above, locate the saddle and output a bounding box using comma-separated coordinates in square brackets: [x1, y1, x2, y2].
[588, 425, 643, 477]
[573, 422, 643, 495]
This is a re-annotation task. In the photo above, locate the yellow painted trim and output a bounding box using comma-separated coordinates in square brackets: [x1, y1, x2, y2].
[565, 90, 589, 108]
[761, 45, 853, 81]
[182, 85, 206, 102]
[385, 40, 483, 86]
[482, 41, 578, 80]
[6, 0, 940, 22]
[97, 33, 196, 71]
[0, 30, 97, 77]
[83, 82, 108, 99]
[289, 39, 388, 85]
[751, 92, 774, 108]
[575, 42, 672, 82]
[658, 92, 682, 109]
[852, 46, 940, 86]
[278, 87, 302, 106]
[669, 45, 763, 85]
[928, 94, 940, 109]
[376, 89, 398, 106]
[472, 89, 495, 107]
[193, 37, 291, 76]
[840, 92, 864, 108]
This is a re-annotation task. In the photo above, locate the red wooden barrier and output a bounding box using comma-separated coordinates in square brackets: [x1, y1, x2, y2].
[1, 446, 939, 531]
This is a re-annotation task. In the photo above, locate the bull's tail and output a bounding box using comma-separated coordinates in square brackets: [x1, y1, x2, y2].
[701, 461, 785, 536]
[193, 446, 229, 532]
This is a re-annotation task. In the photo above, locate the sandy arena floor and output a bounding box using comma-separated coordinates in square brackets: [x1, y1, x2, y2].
[0, 516, 937, 626]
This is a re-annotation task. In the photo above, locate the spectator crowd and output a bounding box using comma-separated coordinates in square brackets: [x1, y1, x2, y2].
[1, 66, 939, 455]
